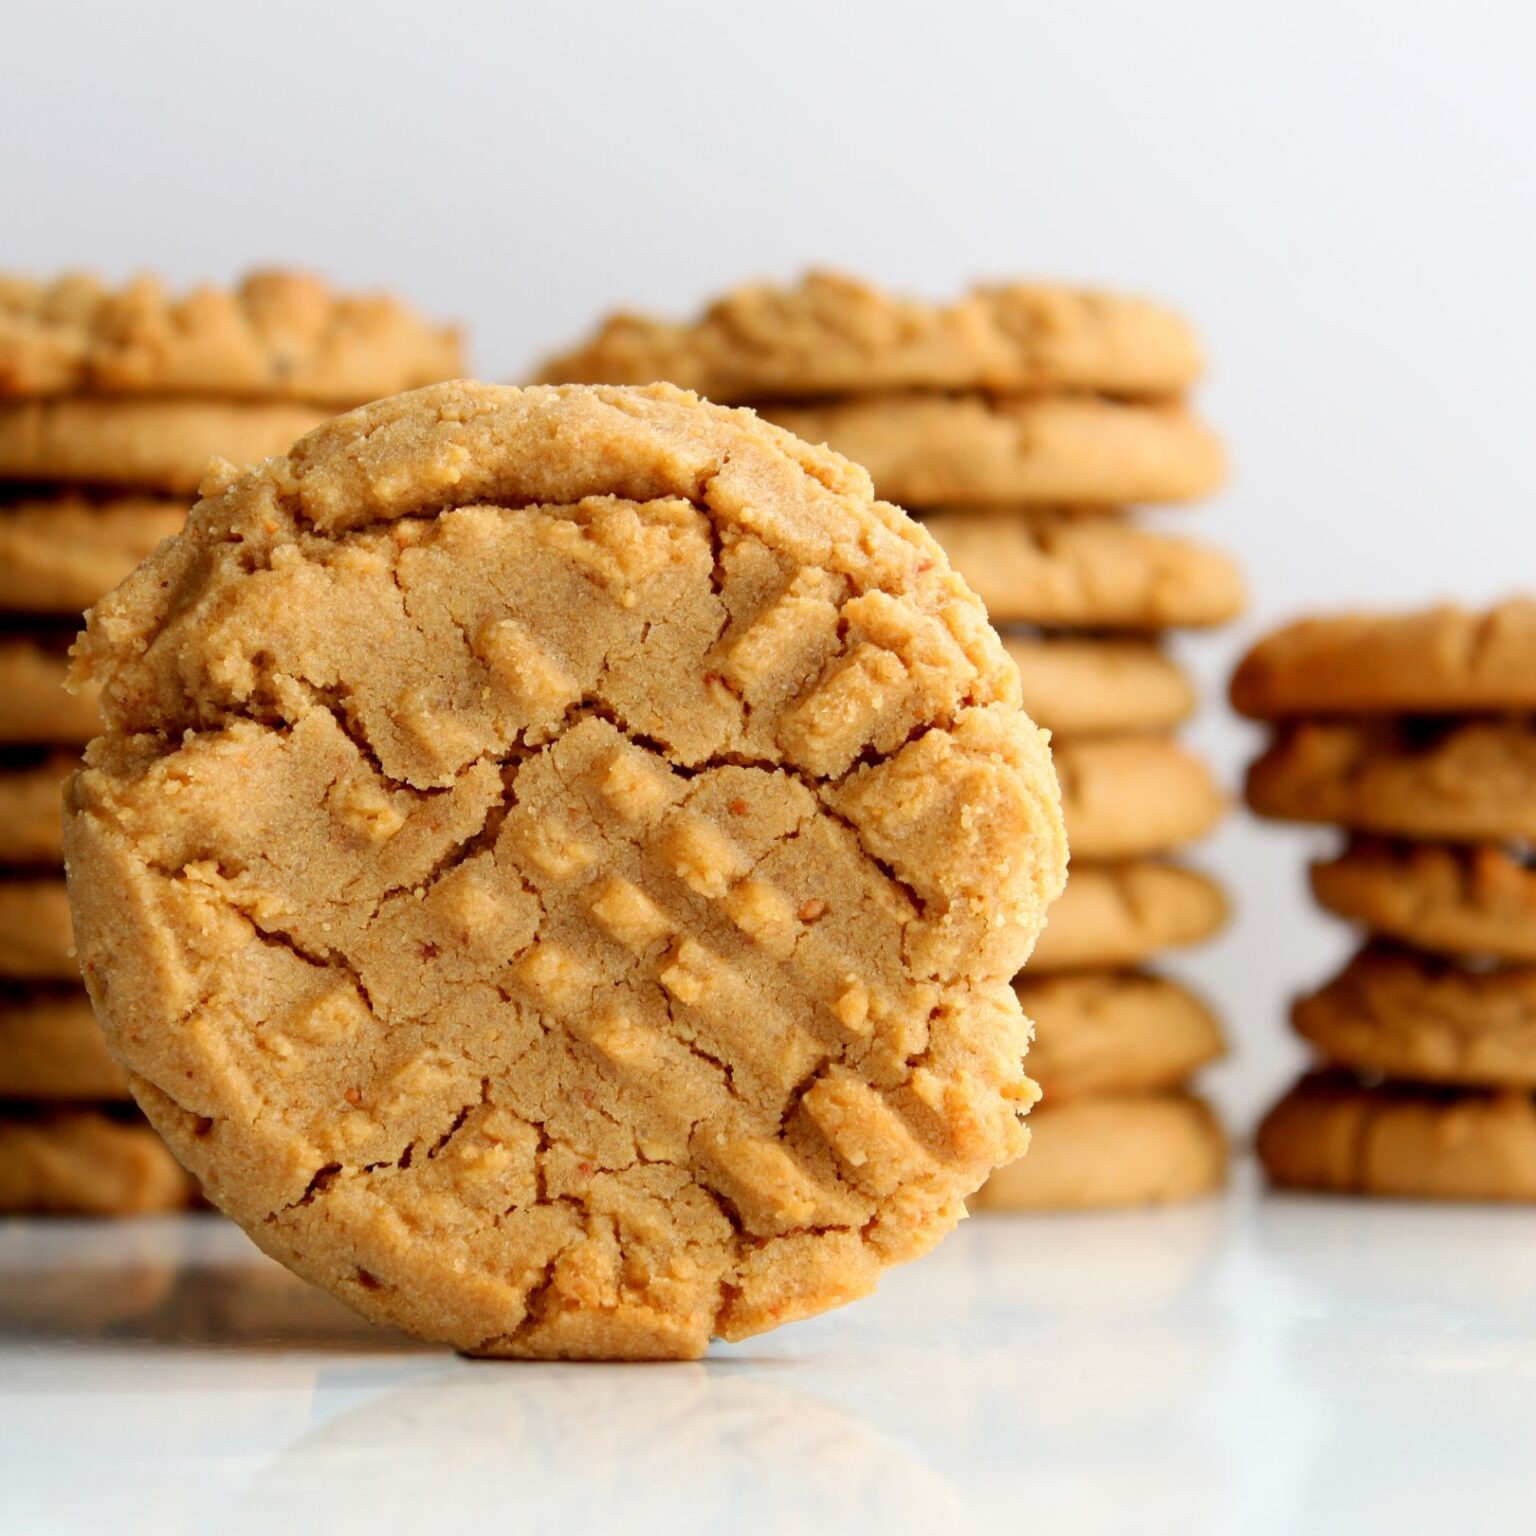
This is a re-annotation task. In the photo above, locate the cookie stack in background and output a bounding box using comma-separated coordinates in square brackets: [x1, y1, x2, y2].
[1235, 601, 1536, 1201]
[0, 269, 463, 1214]
[541, 272, 1242, 1209]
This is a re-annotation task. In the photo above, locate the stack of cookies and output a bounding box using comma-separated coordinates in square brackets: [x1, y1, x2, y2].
[0, 269, 462, 1215]
[541, 272, 1242, 1209]
[1235, 601, 1536, 1200]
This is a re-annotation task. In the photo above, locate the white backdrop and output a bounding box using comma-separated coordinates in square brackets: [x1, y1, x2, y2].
[8, 0, 1534, 1127]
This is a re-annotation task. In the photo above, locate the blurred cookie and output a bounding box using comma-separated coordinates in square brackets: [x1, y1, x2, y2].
[923, 509, 1244, 629]
[1055, 735, 1225, 860]
[970, 1093, 1225, 1210]
[1028, 861, 1228, 973]
[64, 380, 1068, 1359]
[1247, 718, 1536, 842]
[0, 493, 184, 613]
[0, 988, 127, 1098]
[0, 1107, 195, 1214]
[0, 268, 463, 402]
[1294, 943, 1536, 1088]
[536, 270, 1203, 401]
[1015, 970, 1223, 1099]
[0, 397, 329, 494]
[1231, 600, 1536, 719]
[766, 395, 1224, 509]
[1004, 636, 1196, 737]
[1258, 1072, 1536, 1201]
[0, 752, 73, 864]
[1312, 839, 1536, 962]
[0, 877, 75, 979]
[0, 637, 100, 744]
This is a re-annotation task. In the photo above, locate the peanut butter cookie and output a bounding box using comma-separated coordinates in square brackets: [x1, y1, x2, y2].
[1003, 637, 1196, 737]
[0, 877, 75, 979]
[64, 380, 1068, 1360]
[0, 1107, 195, 1214]
[0, 637, 102, 744]
[0, 753, 74, 864]
[1054, 735, 1225, 860]
[0, 988, 128, 1099]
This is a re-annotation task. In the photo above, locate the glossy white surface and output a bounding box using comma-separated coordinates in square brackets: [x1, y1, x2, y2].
[2, 1168, 1533, 1536]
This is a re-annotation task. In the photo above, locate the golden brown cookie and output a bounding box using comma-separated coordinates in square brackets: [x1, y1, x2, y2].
[0, 1107, 195, 1214]
[923, 509, 1245, 629]
[0, 753, 73, 864]
[1003, 636, 1196, 737]
[1257, 1071, 1536, 1201]
[1015, 970, 1223, 1099]
[765, 395, 1225, 510]
[1231, 600, 1536, 719]
[1055, 735, 1225, 860]
[0, 877, 75, 979]
[536, 270, 1203, 401]
[0, 269, 463, 401]
[0, 637, 101, 745]
[1247, 718, 1536, 843]
[0, 493, 185, 613]
[969, 1093, 1225, 1210]
[1028, 861, 1228, 973]
[1294, 943, 1536, 1088]
[64, 380, 1068, 1360]
[0, 397, 330, 494]
[1312, 839, 1536, 962]
[0, 987, 127, 1098]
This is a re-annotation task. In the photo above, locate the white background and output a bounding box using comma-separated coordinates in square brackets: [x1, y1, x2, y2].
[6, 0, 1533, 1128]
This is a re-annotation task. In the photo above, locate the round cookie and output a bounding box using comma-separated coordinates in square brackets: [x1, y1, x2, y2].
[969, 1093, 1225, 1211]
[0, 637, 101, 745]
[1231, 600, 1536, 719]
[1258, 1072, 1536, 1201]
[923, 509, 1245, 629]
[1312, 839, 1536, 963]
[535, 269, 1204, 402]
[0, 877, 75, 979]
[1004, 637, 1196, 738]
[1294, 944, 1536, 1089]
[0, 1108, 195, 1214]
[0, 397, 331, 494]
[1247, 718, 1536, 843]
[1054, 735, 1225, 860]
[63, 379, 1069, 1360]
[0, 268, 463, 402]
[0, 988, 128, 1098]
[1015, 970, 1224, 1099]
[0, 753, 73, 864]
[0, 494, 185, 614]
[1028, 862, 1228, 973]
[765, 395, 1225, 510]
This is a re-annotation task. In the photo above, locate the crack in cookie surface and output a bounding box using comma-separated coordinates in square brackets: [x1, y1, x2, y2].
[66, 382, 1065, 1358]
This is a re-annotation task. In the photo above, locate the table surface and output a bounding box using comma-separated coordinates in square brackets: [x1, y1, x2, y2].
[2, 1164, 1533, 1536]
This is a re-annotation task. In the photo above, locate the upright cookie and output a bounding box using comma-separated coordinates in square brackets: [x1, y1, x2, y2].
[64, 380, 1068, 1360]
[1231, 600, 1536, 719]
[1028, 862, 1228, 973]
[1003, 637, 1196, 738]
[765, 395, 1224, 509]
[0, 269, 463, 401]
[1014, 970, 1223, 1099]
[0, 988, 128, 1098]
[535, 271, 1203, 401]
[1246, 718, 1536, 843]
[969, 1093, 1225, 1211]
[1294, 943, 1536, 1089]
[0, 877, 76, 979]
[0, 397, 330, 494]
[1312, 839, 1536, 962]
[0, 753, 74, 864]
[1054, 736, 1225, 860]
[0, 637, 101, 745]
[0, 494, 186, 614]
[1258, 1072, 1536, 1201]
[923, 510, 1244, 629]
[0, 1108, 195, 1214]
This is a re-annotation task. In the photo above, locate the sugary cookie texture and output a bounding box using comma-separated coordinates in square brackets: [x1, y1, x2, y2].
[65, 381, 1066, 1359]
